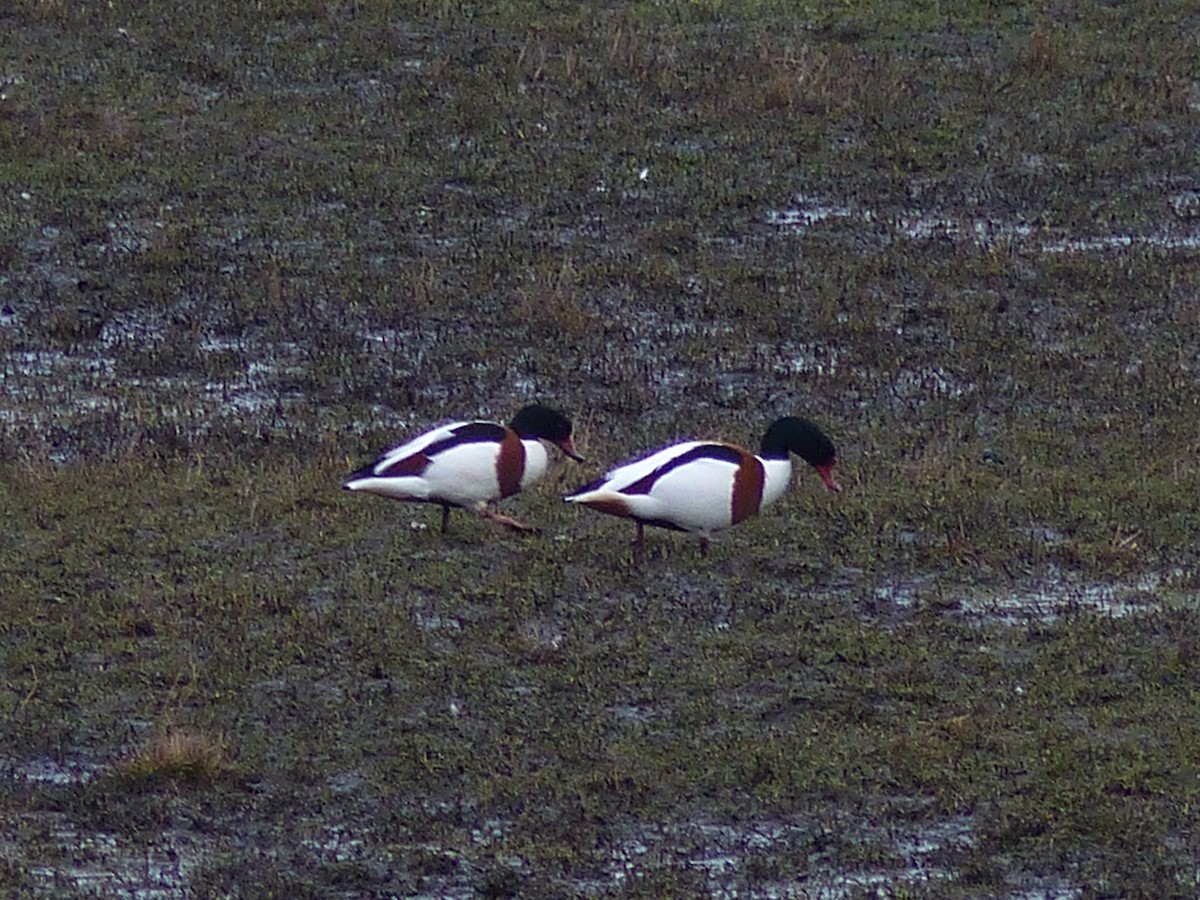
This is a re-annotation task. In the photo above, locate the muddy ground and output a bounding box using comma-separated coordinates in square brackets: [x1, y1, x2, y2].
[2, 1, 1200, 897]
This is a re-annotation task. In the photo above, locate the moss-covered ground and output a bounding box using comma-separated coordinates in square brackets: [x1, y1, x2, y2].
[3, 0, 1200, 895]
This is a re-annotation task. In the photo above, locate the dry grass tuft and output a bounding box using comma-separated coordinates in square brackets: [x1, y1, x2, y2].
[36, 104, 138, 155]
[395, 257, 442, 315]
[1022, 25, 1068, 75]
[114, 728, 230, 786]
[45, 306, 106, 346]
[720, 39, 911, 121]
[512, 258, 597, 338]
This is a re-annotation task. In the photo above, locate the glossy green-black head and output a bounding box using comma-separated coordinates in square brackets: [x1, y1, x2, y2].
[760, 416, 840, 491]
[509, 404, 584, 461]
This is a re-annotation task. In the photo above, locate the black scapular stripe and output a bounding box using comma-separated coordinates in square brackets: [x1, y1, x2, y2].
[622, 444, 744, 495]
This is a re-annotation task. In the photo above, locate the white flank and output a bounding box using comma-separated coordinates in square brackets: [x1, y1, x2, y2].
[568, 442, 795, 536]
[345, 423, 553, 509]
[620, 454, 741, 533]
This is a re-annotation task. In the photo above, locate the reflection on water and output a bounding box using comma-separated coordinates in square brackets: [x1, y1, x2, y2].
[874, 567, 1181, 624]
[767, 193, 1200, 254]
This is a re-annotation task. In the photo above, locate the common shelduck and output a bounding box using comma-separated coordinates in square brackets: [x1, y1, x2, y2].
[565, 417, 839, 559]
[345, 404, 584, 534]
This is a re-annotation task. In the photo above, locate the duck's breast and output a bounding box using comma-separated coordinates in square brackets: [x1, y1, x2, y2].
[516, 439, 549, 494]
[758, 457, 794, 512]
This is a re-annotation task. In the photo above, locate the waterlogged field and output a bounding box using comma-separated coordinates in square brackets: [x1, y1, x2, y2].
[3, 0, 1200, 896]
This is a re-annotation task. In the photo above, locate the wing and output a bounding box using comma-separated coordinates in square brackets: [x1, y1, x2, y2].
[568, 442, 744, 496]
[566, 442, 754, 534]
[349, 420, 504, 480]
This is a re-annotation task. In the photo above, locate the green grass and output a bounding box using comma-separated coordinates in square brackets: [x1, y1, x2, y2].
[3, 448, 1200, 892]
[3, 0, 1200, 894]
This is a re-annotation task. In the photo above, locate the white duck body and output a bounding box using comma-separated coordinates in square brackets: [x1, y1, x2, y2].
[566, 441, 794, 537]
[566, 416, 839, 559]
[344, 420, 548, 510]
